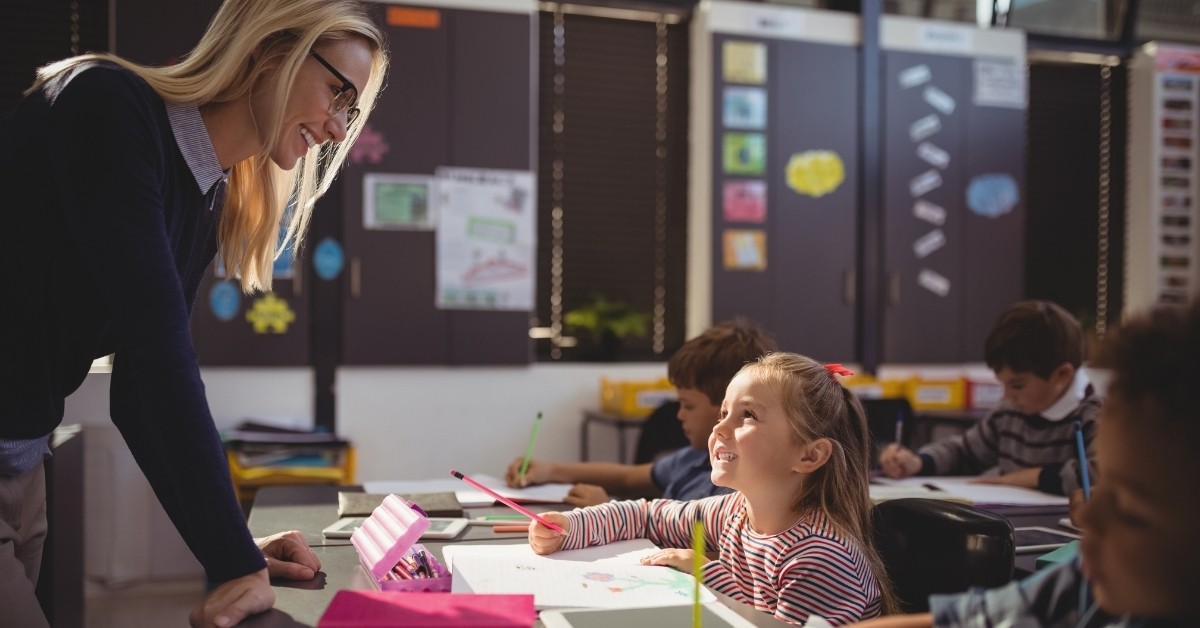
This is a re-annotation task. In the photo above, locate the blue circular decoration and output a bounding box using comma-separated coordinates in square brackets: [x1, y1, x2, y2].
[313, 237, 344, 280]
[966, 174, 1019, 219]
[209, 281, 240, 322]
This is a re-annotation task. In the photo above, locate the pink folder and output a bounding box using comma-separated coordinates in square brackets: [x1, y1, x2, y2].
[317, 591, 535, 627]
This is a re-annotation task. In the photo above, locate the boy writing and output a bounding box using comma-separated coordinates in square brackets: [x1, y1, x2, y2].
[504, 319, 776, 506]
[879, 300, 1098, 495]
[848, 299, 1200, 627]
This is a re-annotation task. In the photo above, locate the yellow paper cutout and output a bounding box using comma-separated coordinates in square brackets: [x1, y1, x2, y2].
[785, 150, 846, 198]
[245, 293, 295, 334]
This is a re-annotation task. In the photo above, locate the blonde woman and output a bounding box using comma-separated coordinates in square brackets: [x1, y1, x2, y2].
[0, 0, 387, 626]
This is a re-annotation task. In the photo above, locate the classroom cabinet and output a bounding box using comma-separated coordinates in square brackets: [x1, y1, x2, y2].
[697, 3, 861, 361]
[693, 3, 1026, 365]
[338, 2, 536, 365]
[879, 17, 1026, 363]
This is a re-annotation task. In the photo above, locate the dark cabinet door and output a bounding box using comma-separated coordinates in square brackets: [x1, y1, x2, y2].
[341, 8, 533, 365]
[710, 34, 859, 361]
[881, 51, 968, 363]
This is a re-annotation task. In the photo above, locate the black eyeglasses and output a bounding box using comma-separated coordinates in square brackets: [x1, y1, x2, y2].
[310, 51, 361, 125]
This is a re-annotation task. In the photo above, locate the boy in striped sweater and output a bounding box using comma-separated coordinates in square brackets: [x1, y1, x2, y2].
[528, 353, 899, 625]
[879, 300, 1099, 496]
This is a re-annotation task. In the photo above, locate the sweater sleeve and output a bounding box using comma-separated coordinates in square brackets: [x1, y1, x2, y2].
[562, 494, 733, 552]
[45, 66, 264, 584]
[918, 411, 1003, 476]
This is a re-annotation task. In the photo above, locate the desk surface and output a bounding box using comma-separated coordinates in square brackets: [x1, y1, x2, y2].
[241, 485, 789, 627]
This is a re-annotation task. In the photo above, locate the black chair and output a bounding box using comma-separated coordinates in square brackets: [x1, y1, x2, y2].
[633, 401, 688, 464]
[873, 498, 1015, 612]
[860, 397, 915, 462]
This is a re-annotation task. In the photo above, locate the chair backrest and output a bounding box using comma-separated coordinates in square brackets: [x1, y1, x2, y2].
[633, 401, 689, 464]
[860, 397, 914, 461]
[873, 498, 1015, 612]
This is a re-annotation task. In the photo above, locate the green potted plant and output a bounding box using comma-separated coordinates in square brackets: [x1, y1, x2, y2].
[564, 295, 649, 361]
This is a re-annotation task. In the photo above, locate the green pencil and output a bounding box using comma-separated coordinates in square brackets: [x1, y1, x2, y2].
[693, 519, 704, 628]
[518, 411, 543, 485]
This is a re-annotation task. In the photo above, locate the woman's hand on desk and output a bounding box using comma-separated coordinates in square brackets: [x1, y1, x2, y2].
[528, 512, 569, 555]
[565, 483, 610, 507]
[879, 444, 922, 478]
[505, 457, 555, 487]
[189, 568, 273, 628]
[256, 529, 321, 580]
[640, 548, 706, 573]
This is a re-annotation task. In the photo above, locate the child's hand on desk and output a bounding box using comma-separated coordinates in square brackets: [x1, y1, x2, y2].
[565, 483, 610, 507]
[505, 457, 554, 487]
[640, 548, 705, 573]
[256, 529, 321, 580]
[528, 512, 569, 555]
[970, 467, 1040, 489]
[879, 444, 922, 478]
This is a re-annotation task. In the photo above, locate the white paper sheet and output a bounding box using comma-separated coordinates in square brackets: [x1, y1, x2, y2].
[443, 540, 717, 609]
[871, 476, 1069, 506]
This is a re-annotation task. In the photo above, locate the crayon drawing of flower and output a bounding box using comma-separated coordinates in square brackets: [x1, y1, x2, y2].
[583, 572, 615, 582]
[349, 123, 390, 165]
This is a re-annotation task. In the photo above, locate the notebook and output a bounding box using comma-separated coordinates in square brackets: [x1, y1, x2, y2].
[337, 491, 464, 518]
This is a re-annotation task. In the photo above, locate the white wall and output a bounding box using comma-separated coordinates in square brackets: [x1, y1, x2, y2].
[65, 362, 666, 584]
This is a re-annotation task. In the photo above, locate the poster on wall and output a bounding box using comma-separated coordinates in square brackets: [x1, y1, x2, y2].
[722, 229, 767, 271]
[435, 167, 536, 311]
[363, 173, 438, 230]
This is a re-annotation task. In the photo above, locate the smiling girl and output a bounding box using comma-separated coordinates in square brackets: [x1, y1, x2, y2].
[528, 353, 898, 625]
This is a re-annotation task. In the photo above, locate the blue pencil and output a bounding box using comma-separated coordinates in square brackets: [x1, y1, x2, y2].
[1075, 419, 1091, 500]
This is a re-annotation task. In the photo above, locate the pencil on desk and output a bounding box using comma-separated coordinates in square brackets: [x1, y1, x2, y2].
[518, 411, 543, 485]
[492, 525, 531, 534]
[449, 468, 566, 533]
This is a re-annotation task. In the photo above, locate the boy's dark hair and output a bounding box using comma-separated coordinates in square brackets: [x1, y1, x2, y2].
[668, 319, 777, 405]
[984, 300, 1084, 378]
[1093, 300, 1200, 436]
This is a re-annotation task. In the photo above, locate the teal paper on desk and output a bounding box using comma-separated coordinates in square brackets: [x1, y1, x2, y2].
[1035, 540, 1080, 570]
[317, 591, 535, 627]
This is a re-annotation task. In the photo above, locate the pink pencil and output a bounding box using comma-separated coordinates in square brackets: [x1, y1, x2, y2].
[449, 469, 565, 533]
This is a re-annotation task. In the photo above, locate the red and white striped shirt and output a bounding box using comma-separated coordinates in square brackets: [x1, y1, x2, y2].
[561, 492, 882, 625]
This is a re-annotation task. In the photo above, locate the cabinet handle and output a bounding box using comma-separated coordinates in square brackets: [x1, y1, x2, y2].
[350, 257, 361, 299]
[888, 272, 900, 306]
[843, 269, 856, 305]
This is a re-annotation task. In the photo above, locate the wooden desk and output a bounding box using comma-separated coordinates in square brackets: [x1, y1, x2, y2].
[241, 485, 789, 627]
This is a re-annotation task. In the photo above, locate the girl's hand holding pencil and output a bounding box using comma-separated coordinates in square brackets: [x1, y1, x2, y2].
[527, 512, 570, 555]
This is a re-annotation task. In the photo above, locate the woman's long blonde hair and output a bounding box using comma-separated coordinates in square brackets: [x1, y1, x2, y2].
[742, 353, 900, 614]
[30, 0, 388, 292]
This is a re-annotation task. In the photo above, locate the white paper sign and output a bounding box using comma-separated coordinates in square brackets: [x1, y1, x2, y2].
[974, 59, 1027, 109]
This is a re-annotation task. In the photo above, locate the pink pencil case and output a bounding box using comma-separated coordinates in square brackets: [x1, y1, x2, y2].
[349, 494, 452, 592]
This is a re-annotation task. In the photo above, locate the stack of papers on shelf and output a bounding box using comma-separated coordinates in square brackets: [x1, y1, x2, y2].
[363, 474, 571, 507]
[870, 476, 1070, 507]
[443, 539, 716, 610]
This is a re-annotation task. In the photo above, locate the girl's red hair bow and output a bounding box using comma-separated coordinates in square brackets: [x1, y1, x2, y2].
[824, 363, 854, 378]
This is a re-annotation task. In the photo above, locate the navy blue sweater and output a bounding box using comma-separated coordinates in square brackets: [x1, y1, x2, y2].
[0, 64, 266, 583]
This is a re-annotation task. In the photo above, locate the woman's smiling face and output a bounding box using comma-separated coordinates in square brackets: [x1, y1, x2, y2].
[263, 38, 373, 171]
